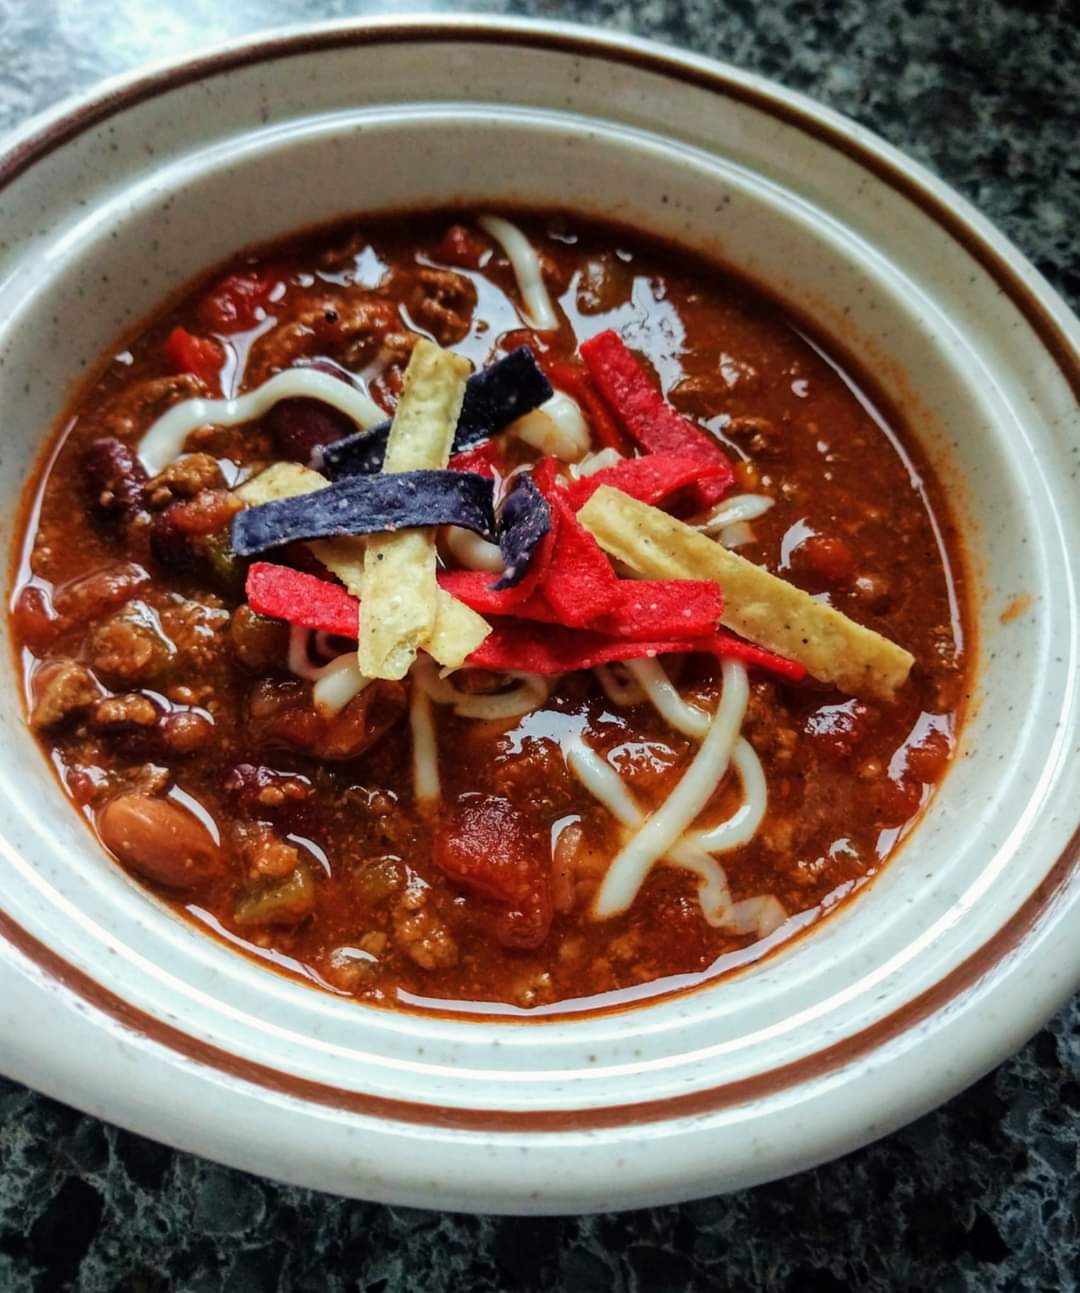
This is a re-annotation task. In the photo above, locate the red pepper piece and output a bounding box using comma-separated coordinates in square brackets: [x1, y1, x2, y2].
[564, 453, 734, 511]
[433, 794, 551, 950]
[198, 263, 289, 333]
[541, 357, 628, 452]
[448, 439, 504, 477]
[468, 619, 803, 679]
[579, 330, 733, 506]
[440, 571, 723, 642]
[246, 563, 358, 638]
[162, 327, 223, 388]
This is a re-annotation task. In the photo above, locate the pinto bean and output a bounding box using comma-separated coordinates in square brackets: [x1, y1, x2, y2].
[98, 794, 223, 889]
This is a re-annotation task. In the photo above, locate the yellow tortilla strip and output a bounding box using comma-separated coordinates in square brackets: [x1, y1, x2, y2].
[428, 589, 491, 670]
[358, 339, 474, 680]
[578, 485, 914, 701]
[235, 461, 327, 505]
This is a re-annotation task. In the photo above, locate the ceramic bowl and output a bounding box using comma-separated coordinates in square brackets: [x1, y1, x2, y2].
[0, 17, 1078, 1214]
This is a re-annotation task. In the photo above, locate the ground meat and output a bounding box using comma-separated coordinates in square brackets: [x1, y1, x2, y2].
[233, 821, 302, 880]
[245, 297, 400, 385]
[743, 682, 799, 767]
[392, 887, 458, 970]
[225, 763, 315, 812]
[145, 453, 225, 506]
[88, 604, 172, 685]
[96, 373, 207, 441]
[406, 268, 477, 345]
[30, 659, 101, 728]
[491, 737, 575, 814]
[158, 597, 230, 670]
[52, 563, 150, 631]
[725, 415, 783, 456]
[91, 693, 159, 731]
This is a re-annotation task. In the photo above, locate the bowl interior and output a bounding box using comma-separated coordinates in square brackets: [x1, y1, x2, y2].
[0, 25, 1077, 1210]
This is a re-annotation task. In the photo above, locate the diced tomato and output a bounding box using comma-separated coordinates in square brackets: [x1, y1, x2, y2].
[498, 328, 554, 358]
[434, 794, 552, 950]
[791, 534, 856, 586]
[804, 698, 876, 762]
[162, 327, 223, 387]
[435, 223, 489, 270]
[906, 729, 952, 783]
[197, 264, 289, 333]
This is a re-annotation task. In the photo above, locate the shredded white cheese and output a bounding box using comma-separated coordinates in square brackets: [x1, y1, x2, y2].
[570, 447, 624, 479]
[688, 738, 767, 855]
[593, 664, 647, 707]
[591, 659, 749, 920]
[477, 214, 559, 330]
[726, 895, 787, 938]
[562, 733, 734, 926]
[698, 493, 775, 534]
[138, 368, 386, 474]
[444, 525, 505, 574]
[286, 626, 371, 716]
[409, 684, 441, 807]
[417, 658, 551, 721]
[623, 658, 710, 739]
[509, 393, 591, 462]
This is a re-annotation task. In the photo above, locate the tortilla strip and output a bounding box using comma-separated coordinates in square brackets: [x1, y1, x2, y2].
[578, 485, 914, 701]
[359, 340, 481, 680]
[235, 464, 370, 577]
[235, 461, 327, 505]
[234, 454, 489, 671]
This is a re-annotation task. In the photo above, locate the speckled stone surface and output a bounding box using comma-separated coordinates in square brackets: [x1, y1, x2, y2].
[0, 0, 1078, 1289]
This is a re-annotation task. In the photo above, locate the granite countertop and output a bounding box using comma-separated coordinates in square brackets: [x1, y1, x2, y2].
[0, 1, 1078, 1289]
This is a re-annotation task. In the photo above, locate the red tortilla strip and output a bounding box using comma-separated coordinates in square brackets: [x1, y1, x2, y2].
[579, 330, 734, 507]
[440, 570, 724, 641]
[565, 453, 734, 511]
[246, 562, 358, 638]
[468, 619, 805, 678]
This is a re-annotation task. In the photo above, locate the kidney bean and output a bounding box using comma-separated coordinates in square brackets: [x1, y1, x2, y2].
[267, 358, 357, 463]
[98, 793, 224, 889]
[83, 437, 148, 523]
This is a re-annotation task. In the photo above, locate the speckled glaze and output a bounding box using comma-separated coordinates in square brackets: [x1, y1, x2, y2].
[1, 2, 1079, 1277]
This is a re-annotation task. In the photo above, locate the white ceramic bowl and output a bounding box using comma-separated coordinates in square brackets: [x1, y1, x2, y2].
[1, 17, 1078, 1214]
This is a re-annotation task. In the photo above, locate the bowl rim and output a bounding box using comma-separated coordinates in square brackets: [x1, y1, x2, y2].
[2, 13, 1079, 1201]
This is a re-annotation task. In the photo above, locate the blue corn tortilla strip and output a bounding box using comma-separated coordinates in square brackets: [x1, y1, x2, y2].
[232, 470, 497, 556]
[492, 475, 552, 589]
[317, 347, 553, 478]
